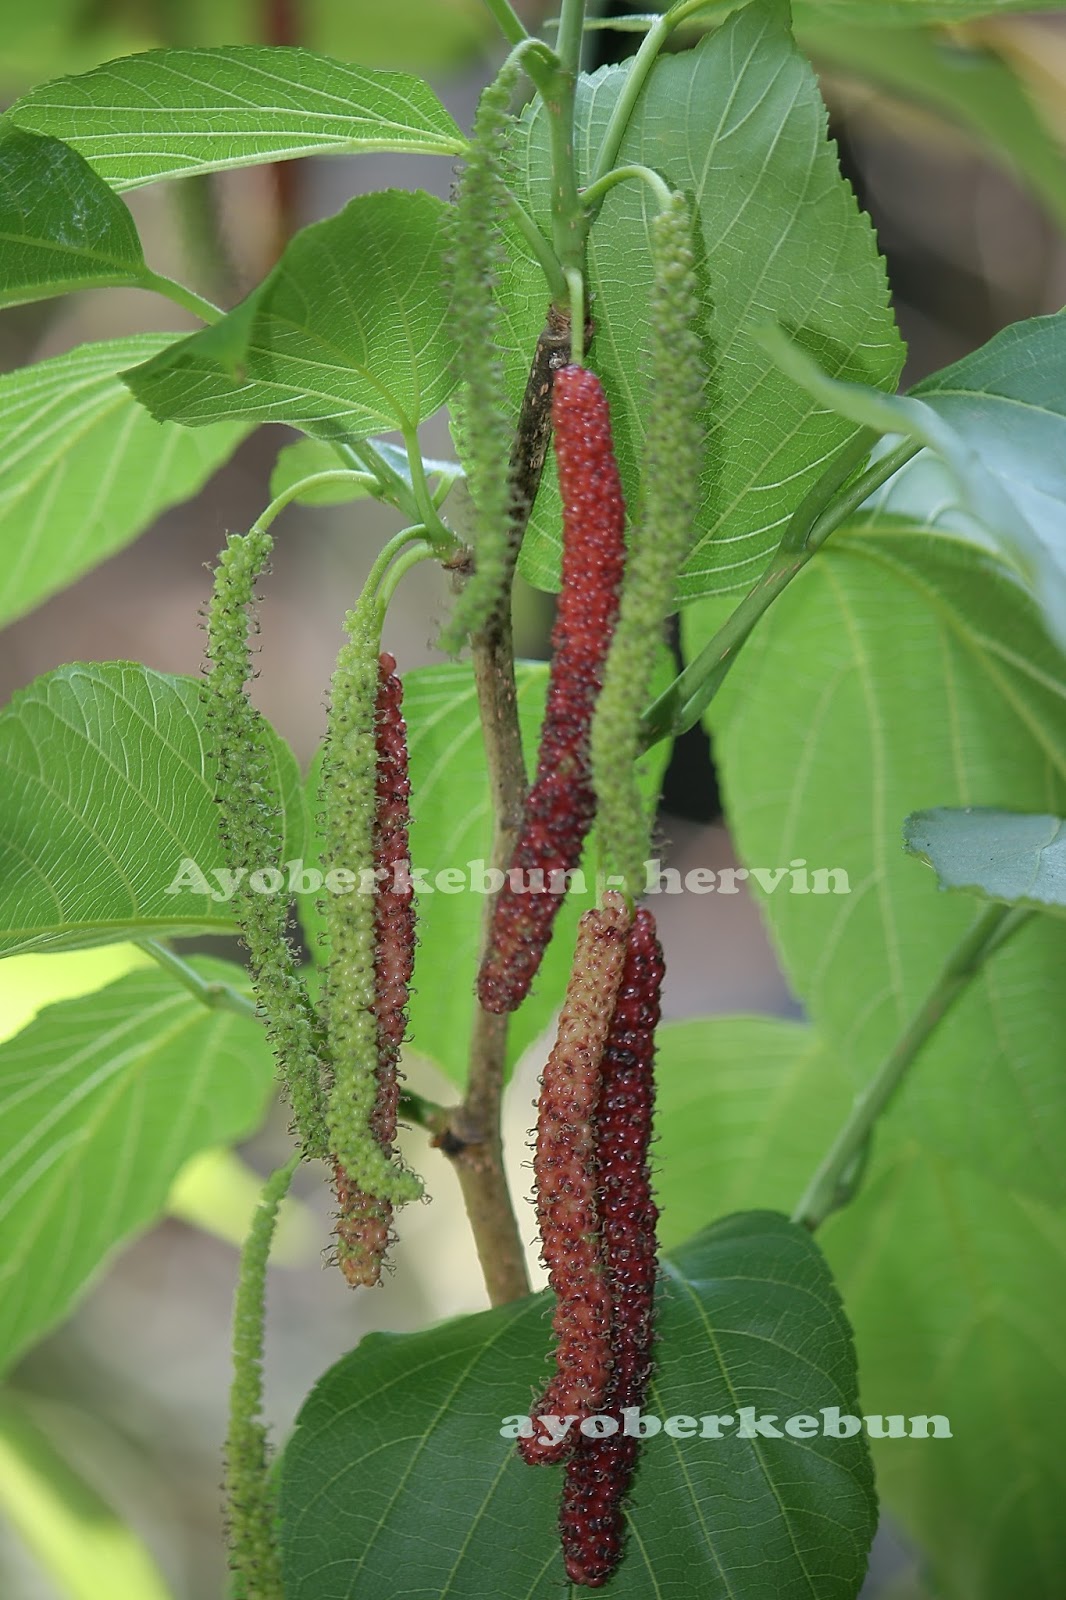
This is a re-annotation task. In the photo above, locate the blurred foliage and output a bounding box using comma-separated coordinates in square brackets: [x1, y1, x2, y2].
[0, 0, 494, 93]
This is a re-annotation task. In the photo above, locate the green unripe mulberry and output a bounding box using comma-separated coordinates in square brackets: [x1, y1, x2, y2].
[591, 193, 707, 897]
[205, 530, 328, 1159]
[320, 608, 422, 1208]
[224, 1154, 297, 1600]
[439, 59, 521, 653]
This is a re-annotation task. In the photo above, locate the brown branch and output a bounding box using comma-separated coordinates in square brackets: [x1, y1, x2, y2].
[436, 306, 578, 1307]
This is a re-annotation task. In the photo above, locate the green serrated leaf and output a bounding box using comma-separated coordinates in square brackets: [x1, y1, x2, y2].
[0, 126, 146, 307]
[123, 190, 457, 439]
[0, 957, 275, 1373]
[299, 656, 672, 1088]
[648, 1012, 1066, 1600]
[0, 337, 247, 630]
[694, 524, 1066, 1201]
[0, 662, 306, 956]
[904, 806, 1066, 914]
[911, 316, 1066, 596]
[758, 313, 1066, 649]
[279, 1210, 875, 1599]
[495, 0, 902, 598]
[6, 47, 464, 190]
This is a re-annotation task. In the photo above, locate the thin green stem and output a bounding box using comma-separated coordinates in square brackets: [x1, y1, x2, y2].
[400, 1089, 449, 1133]
[581, 161, 673, 214]
[589, 0, 732, 192]
[432, 465, 465, 508]
[360, 527, 429, 617]
[524, 47, 586, 282]
[557, 0, 588, 73]
[639, 556, 799, 749]
[503, 188, 569, 302]
[590, 10, 671, 188]
[139, 268, 223, 325]
[792, 905, 1033, 1232]
[773, 429, 881, 557]
[250, 471, 380, 538]
[402, 426, 461, 556]
[797, 436, 919, 557]
[374, 540, 434, 623]
[137, 939, 256, 1021]
[340, 438, 420, 522]
[638, 434, 922, 747]
[481, 0, 529, 45]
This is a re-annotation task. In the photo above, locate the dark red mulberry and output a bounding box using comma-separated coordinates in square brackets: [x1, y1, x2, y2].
[560, 908, 664, 1586]
[478, 366, 626, 1015]
[518, 895, 631, 1466]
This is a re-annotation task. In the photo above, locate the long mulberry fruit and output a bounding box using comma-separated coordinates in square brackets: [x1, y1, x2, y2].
[369, 652, 415, 1149]
[559, 909, 664, 1587]
[591, 192, 706, 898]
[518, 895, 630, 1466]
[324, 633, 421, 1288]
[439, 60, 519, 654]
[478, 367, 626, 1014]
[332, 650, 419, 1288]
[205, 529, 327, 1160]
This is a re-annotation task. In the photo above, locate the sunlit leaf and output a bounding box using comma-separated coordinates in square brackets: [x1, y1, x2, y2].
[0, 337, 247, 629]
[0, 663, 306, 956]
[6, 47, 463, 189]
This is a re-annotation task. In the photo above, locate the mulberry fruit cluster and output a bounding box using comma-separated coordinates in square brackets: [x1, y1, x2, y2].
[325, 640, 421, 1288]
[520, 902, 664, 1590]
[559, 909, 664, 1586]
[519, 896, 631, 1465]
[478, 367, 626, 1014]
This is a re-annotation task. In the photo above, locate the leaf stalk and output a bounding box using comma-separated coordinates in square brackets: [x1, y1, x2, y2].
[792, 904, 1032, 1231]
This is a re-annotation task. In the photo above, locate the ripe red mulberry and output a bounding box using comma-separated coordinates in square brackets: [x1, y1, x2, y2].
[559, 908, 664, 1586]
[519, 895, 631, 1466]
[478, 367, 626, 1014]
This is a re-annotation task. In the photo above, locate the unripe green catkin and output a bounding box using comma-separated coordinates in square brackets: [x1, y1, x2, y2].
[321, 609, 421, 1207]
[439, 59, 521, 654]
[205, 531, 328, 1159]
[224, 1153, 297, 1600]
[590, 193, 706, 896]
